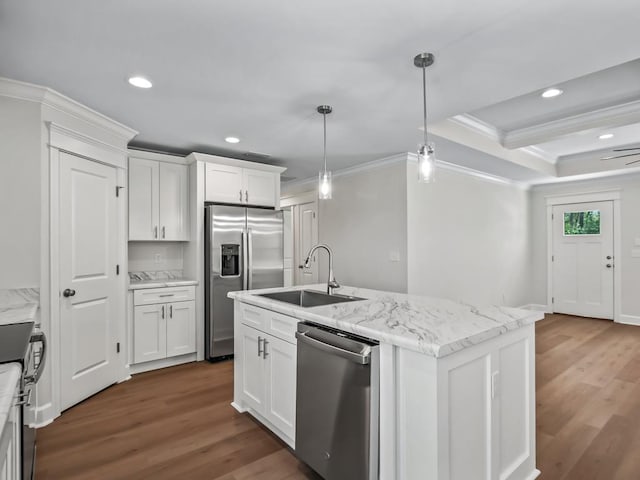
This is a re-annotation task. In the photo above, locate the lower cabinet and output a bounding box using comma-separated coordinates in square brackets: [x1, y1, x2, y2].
[133, 286, 196, 364]
[238, 322, 297, 442]
[0, 376, 21, 480]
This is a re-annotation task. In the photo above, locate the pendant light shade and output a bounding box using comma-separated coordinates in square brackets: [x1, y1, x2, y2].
[414, 52, 436, 183]
[317, 105, 333, 200]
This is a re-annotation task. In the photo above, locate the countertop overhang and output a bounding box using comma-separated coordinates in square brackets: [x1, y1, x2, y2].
[229, 285, 543, 358]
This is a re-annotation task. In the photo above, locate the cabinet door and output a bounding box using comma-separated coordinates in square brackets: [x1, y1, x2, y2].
[243, 169, 276, 207]
[159, 163, 189, 240]
[129, 158, 159, 240]
[166, 301, 196, 357]
[205, 163, 244, 203]
[133, 304, 167, 363]
[240, 324, 267, 414]
[264, 335, 297, 439]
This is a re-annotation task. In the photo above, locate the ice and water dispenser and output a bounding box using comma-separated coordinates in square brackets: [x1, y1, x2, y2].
[220, 244, 240, 277]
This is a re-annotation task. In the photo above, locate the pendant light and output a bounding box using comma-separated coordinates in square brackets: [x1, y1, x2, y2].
[317, 105, 333, 199]
[414, 52, 436, 183]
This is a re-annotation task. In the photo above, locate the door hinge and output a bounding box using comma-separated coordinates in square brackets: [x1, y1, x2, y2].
[313, 212, 316, 219]
[552, 255, 554, 262]
[116, 264, 120, 275]
[116, 186, 124, 197]
[116, 342, 120, 353]
[552, 297, 555, 303]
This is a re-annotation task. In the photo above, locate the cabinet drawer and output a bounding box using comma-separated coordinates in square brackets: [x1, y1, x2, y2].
[240, 303, 298, 343]
[264, 310, 298, 343]
[240, 303, 268, 331]
[134, 286, 195, 306]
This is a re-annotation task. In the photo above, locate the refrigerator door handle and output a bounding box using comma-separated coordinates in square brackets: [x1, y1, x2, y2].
[247, 228, 253, 290]
[242, 230, 248, 290]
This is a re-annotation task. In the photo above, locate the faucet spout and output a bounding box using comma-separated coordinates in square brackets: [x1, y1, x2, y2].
[304, 244, 340, 295]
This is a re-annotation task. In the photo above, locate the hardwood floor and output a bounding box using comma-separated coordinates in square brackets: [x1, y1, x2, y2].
[36, 314, 640, 479]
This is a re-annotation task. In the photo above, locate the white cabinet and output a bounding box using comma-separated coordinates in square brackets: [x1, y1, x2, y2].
[0, 374, 21, 480]
[129, 157, 189, 241]
[133, 286, 196, 364]
[234, 305, 297, 444]
[205, 163, 278, 207]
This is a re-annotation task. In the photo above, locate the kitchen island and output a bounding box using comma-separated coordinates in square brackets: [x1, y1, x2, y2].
[229, 285, 543, 480]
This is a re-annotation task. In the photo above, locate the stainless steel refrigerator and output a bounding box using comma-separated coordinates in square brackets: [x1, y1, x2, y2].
[205, 204, 284, 360]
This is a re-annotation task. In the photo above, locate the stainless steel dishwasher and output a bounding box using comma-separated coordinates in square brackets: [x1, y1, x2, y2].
[295, 322, 379, 480]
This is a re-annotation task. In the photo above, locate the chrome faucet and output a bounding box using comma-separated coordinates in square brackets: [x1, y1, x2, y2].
[304, 244, 340, 295]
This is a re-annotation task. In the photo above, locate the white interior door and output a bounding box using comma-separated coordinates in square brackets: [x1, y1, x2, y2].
[552, 201, 614, 319]
[59, 152, 121, 410]
[294, 201, 318, 285]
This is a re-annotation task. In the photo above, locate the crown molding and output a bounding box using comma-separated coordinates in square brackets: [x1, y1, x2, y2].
[0, 77, 138, 141]
[529, 165, 640, 188]
[186, 151, 287, 173]
[450, 114, 502, 142]
[502, 99, 640, 149]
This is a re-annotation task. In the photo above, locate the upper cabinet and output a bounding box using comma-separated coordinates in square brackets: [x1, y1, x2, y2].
[205, 163, 278, 207]
[129, 156, 189, 241]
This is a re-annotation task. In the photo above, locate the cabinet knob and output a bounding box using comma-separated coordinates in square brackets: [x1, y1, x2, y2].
[245, 190, 248, 203]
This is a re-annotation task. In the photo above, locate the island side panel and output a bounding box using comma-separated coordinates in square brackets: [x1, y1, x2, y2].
[232, 300, 247, 412]
[395, 324, 538, 480]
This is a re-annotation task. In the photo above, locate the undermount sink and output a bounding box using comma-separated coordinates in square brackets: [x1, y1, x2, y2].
[258, 289, 366, 308]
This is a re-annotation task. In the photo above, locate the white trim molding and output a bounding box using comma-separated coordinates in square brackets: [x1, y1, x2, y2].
[618, 314, 640, 326]
[545, 190, 622, 323]
[502, 99, 640, 149]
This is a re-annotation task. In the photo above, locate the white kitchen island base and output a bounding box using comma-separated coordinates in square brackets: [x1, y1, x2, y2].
[230, 285, 543, 480]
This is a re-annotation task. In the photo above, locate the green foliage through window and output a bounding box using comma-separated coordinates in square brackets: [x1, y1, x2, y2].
[564, 210, 600, 235]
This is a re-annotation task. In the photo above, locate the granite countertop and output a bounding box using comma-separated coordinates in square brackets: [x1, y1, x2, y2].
[0, 288, 39, 326]
[228, 284, 544, 358]
[0, 363, 21, 440]
[128, 270, 198, 290]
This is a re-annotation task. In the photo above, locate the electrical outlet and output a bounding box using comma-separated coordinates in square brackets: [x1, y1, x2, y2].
[154, 253, 162, 264]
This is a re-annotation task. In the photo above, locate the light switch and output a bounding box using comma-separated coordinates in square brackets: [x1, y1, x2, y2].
[154, 253, 162, 264]
[389, 251, 400, 262]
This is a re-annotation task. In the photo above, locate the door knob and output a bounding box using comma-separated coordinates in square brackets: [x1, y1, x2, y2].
[606, 255, 612, 260]
[606, 264, 613, 268]
[298, 265, 304, 269]
[63, 289, 76, 297]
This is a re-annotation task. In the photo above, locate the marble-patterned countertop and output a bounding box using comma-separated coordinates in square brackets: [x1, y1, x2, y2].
[228, 285, 544, 358]
[128, 270, 198, 290]
[0, 363, 21, 441]
[0, 288, 39, 326]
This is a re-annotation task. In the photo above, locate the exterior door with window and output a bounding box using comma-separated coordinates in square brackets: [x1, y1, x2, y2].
[552, 201, 614, 319]
[294, 201, 318, 285]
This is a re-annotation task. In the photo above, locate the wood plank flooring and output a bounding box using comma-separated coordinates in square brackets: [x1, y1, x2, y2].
[36, 314, 640, 479]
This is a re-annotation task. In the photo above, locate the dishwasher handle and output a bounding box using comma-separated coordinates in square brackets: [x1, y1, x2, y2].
[296, 330, 371, 365]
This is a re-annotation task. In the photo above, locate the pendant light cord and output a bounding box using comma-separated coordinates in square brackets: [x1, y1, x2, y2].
[422, 65, 428, 145]
[323, 112, 328, 173]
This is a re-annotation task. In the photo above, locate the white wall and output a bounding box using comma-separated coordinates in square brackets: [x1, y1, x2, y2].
[0, 96, 41, 289]
[530, 174, 640, 320]
[318, 160, 408, 293]
[406, 161, 532, 307]
[128, 242, 185, 272]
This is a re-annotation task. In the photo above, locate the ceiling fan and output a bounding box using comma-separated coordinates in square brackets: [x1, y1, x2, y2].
[601, 147, 640, 165]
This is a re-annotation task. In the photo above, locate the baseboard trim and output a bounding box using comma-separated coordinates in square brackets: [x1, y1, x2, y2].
[525, 469, 542, 480]
[130, 353, 197, 375]
[517, 304, 551, 313]
[617, 314, 640, 326]
[32, 402, 58, 428]
[231, 401, 247, 413]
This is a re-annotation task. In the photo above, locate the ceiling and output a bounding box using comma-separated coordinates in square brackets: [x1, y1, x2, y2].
[1, 0, 640, 184]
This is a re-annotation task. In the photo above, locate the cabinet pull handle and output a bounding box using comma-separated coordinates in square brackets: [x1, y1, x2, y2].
[162, 226, 166, 239]
[239, 189, 243, 202]
[258, 336, 263, 357]
[154, 226, 158, 239]
[161, 305, 165, 319]
[245, 190, 248, 203]
[170, 305, 173, 318]
[262, 339, 269, 359]
[158, 294, 174, 297]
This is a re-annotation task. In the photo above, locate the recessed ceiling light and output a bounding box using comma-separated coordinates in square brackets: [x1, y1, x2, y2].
[128, 76, 152, 89]
[599, 133, 614, 140]
[541, 88, 563, 98]
[225, 136, 240, 144]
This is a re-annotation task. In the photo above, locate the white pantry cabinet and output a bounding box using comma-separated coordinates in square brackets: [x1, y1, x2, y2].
[129, 157, 189, 241]
[234, 304, 297, 445]
[205, 163, 278, 207]
[133, 286, 196, 364]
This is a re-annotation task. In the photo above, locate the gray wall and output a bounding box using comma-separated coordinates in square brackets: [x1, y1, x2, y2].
[406, 162, 533, 307]
[318, 161, 408, 293]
